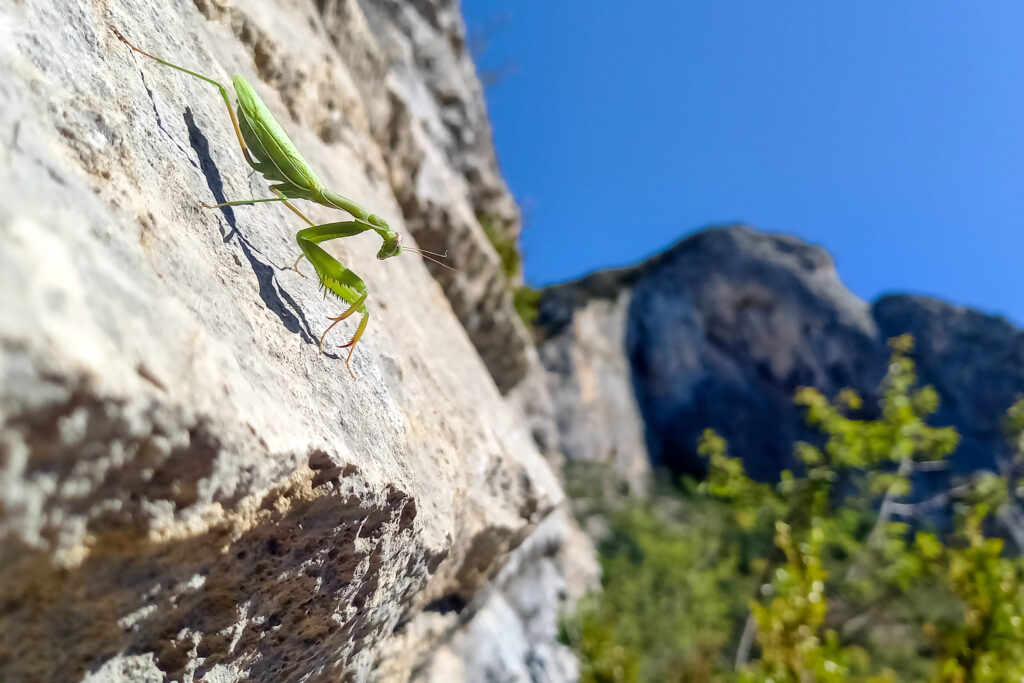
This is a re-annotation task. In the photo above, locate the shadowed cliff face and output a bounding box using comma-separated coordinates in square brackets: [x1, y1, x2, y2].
[538, 225, 1024, 484]
[626, 226, 885, 479]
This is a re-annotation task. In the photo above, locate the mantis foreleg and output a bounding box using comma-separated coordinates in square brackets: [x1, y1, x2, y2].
[297, 221, 374, 377]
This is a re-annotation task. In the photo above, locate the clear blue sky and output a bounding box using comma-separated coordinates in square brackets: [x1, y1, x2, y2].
[462, 1, 1024, 324]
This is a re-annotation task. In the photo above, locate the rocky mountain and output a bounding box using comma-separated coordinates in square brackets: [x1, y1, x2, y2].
[538, 224, 1024, 485]
[0, 0, 593, 681]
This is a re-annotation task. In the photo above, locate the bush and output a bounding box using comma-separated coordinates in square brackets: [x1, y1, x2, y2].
[565, 336, 1024, 682]
[562, 475, 754, 681]
[479, 212, 521, 281]
[478, 213, 540, 328]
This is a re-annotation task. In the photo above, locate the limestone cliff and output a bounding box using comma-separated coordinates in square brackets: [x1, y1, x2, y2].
[0, 0, 591, 681]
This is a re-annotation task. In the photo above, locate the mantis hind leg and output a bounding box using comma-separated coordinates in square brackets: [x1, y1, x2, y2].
[201, 190, 314, 233]
[273, 188, 318, 273]
[273, 188, 316, 227]
[111, 26, 256, 167]
[198, 188, 313, 276]
[200, 196, 291, 209]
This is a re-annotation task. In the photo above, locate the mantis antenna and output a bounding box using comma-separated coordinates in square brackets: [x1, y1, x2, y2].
[405, 247, 455, 271]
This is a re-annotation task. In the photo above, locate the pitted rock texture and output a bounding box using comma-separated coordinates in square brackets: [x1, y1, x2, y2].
[0, 0, 572, 680]
[1, 367, 431, 681]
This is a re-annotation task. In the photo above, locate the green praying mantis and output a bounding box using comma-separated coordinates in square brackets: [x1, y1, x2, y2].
[112, 27, 449, 377]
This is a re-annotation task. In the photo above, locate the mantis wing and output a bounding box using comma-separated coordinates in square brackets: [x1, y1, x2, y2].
[232, 75, 322, 196]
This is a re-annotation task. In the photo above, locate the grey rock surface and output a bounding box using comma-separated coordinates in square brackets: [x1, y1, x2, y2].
[0, 0, 585, 681]
[537, 283, 650, 491]
[537, 225, 884, 480]
[625, 225, 884, 478]
[413, 506, 598, 683]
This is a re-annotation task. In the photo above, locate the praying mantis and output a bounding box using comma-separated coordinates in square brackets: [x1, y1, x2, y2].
[112, 27, 448, 377]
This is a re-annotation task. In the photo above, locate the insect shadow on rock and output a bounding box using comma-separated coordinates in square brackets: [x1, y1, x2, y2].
[112, 26, 451, 377]
[183, 107, 318, 347]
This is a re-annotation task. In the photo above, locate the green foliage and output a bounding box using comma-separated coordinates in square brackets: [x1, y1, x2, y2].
[920, 473, 1024, 682]
[739, 522, 877, 683]
[566, 336, 1024, 682]
[479, 212, 522, 281]
[513, 285, 541, 327]
[1004, 397, 1024, 456]
[478, 212, 540, 328]
[562, 474, 755, 682]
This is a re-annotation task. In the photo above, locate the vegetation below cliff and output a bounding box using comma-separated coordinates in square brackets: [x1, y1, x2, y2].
[563, 337, 1024, 682]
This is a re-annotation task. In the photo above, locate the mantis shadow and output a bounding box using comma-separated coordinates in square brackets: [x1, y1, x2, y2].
[182, 108, 325, 350]
[140, 71, 197, 172]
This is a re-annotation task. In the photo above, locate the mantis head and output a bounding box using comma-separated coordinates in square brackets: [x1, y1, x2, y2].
[377, 233, 402, 260]
[378, 231, 455, 270]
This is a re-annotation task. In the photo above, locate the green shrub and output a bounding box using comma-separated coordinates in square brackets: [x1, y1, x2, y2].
[478, 213, 541, 328]
[562, 475, 754, 682]
[479, 212, 522, 281]
[565, 336, 1024, 682]
[513, 285, 541, 327]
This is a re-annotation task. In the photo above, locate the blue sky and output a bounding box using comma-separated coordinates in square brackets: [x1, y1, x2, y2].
[462, 1, 1024, 324]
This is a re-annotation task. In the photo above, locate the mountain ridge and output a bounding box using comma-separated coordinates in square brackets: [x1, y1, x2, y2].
[536, 224, 1024, 484]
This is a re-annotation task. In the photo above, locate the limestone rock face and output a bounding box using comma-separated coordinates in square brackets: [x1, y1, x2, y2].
[413, 506, 598, 683]
[537, 225, 883, 481]
[537, 277, 651, 491]
[0, 0, 581, 681]
[625, 226, 884, 478]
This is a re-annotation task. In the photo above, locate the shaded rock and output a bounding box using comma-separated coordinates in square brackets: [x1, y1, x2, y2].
[505, 354, 564, 464]
[413, 506, 598, 683]
[539, 225, 885, 481]
[626, 225, 884, 478]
